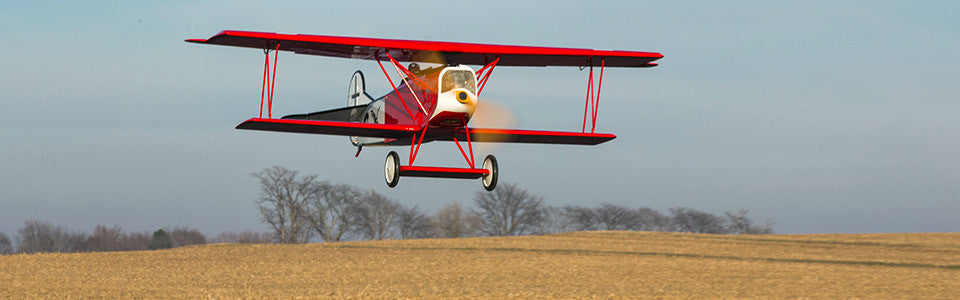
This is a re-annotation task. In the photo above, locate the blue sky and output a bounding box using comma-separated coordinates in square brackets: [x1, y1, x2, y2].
[1, 1, 958, 235]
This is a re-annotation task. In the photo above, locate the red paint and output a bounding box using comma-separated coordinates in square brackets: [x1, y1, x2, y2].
[409, 125, 428, 166]
[269, 43, 279, 118]
[476, 57, 499, 96]
[581, 59, 606, 133]
[464, 119, 475, 167]
[376, 56, 442, 128]
[398, 166, 488, 179]
[260, 50, 268, 118]
[582, 64, 593, 133]
[236, 119, 617, 146]
[187, 30, 662, 67]
[388, 54, 436, 94]
[592, 59, 605, 133]
[447, 128, 616, 145]
[453, 136, 471, 168]
[375, 55, 417, 123]
[192, 31, 644, 183]
[386, 53, 428, 115]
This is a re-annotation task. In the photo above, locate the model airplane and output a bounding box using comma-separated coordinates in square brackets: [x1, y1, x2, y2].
[187, 30, 662, 191]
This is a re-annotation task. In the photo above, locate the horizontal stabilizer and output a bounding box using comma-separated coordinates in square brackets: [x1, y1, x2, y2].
[236, 118, 418, 139]
[282, 105, 366, 122]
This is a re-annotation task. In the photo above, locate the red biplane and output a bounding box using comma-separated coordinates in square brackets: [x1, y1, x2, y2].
[187, 30, 662, 191]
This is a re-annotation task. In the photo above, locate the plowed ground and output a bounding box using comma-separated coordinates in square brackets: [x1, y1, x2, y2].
[1, 231, 958, 298]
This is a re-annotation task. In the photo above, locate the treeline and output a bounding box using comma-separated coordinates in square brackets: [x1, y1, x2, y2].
[0, 220, 272, 255]
[251, 166, 773, 244]
[0, 166, 773, 254]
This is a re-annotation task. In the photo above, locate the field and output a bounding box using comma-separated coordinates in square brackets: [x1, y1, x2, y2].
[1, 231, 958, 298]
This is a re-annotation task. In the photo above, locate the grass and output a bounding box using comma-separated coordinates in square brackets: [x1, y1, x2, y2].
[1, 231, 958, 298]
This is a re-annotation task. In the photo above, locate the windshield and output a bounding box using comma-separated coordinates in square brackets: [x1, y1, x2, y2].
[440, 70, 477, 94]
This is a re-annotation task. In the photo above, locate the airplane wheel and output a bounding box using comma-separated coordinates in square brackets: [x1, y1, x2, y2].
[385, 151, 400, 188]
[481, 154, 498, 191]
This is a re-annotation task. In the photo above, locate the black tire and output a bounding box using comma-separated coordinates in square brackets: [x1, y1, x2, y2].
[481, 154, 498, 191]
[385, 151, 400, 188]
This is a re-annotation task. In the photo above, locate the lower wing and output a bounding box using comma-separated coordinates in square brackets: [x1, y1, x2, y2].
[236, 119, 614, 145]
[445, 128, 615, 145]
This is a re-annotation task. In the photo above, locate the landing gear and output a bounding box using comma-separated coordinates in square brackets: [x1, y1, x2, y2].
[384, 151, 399, 188]
[481, 155, 498, 191]
[383, 151, 498, 190]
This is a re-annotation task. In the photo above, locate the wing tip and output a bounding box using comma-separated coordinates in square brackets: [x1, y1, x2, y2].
[235, 118, 257, 129]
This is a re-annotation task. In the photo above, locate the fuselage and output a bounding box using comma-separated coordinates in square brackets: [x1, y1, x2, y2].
[357, 65, 478, 146]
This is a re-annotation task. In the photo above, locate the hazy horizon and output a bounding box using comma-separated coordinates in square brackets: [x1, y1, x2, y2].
[2, 1, 958, 236]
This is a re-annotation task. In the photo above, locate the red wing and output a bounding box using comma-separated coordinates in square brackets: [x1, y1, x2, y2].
[187, 30, 662, 68]
[237, 118, 615, 145]
[440, 128, 616, 145]
[236, 118, 419, 139]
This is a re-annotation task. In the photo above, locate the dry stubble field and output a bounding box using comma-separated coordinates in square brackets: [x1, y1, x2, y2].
[1, 231, 958, 298]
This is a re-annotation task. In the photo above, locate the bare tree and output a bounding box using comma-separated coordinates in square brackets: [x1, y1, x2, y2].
[121, 232, 152, 251]
[16, 219, 67, 253]
[352, 190, 400, 241]
[168, 227, 207, 247]
[561, 205, 599, 231]
[533, 206, 574, 235]
[596, 203, 643, 230]
[254, 166, 315, 244]
[0, 232, 14, 254]
[306, 182, 360, 243]
[432, 202, 480, 238]
[669, 207, 729, 234]
[211, 231, 274, 244]
[636, 207, 673, 231]
[473, 183, 545, 236]
[560, 205, 771, 234]
[398, 205, 434, 239]
[724, 209, 775, 234]
[62, 231, 89, 253]
[86, 225, 125, 252]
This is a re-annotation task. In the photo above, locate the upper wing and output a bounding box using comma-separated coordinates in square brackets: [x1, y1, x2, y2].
[187, 30, 662, 68]
[441, 128, 616, 145]
[236, 118, 418, 139]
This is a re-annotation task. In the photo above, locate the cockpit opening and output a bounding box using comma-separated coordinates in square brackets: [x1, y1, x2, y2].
[440, 69, 477, 94]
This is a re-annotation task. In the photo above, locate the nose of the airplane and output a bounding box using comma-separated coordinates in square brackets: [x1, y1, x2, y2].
[451, 88, 477, 112]
[429, 88, 478, 126]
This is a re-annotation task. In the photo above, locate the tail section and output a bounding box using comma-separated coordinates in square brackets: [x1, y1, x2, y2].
[348, 70, 374, 107]
[348, 70, 383, 147]
[281, 70, 382, 151]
